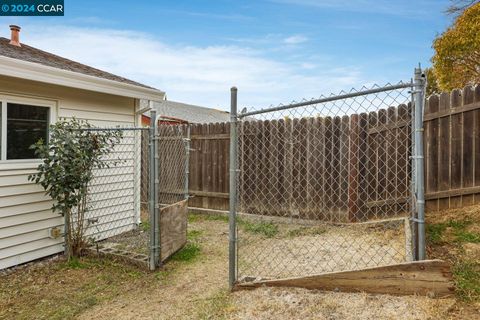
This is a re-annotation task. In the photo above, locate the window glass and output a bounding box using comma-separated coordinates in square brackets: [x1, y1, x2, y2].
[7, 103, 49, 159]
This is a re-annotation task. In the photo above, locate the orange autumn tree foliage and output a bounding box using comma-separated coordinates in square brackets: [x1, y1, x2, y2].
[432, 3, 480, 91]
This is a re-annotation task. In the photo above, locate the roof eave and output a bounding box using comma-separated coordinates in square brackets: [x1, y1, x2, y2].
[0, 55, 165, 101]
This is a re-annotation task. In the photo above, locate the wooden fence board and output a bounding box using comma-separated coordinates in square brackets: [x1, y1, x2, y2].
[366, 111, 378, 218]
[438, 92, 451, 209]
[474, 86, 480, 204]
[425, 96, 439, 211]
[397, 104, 410, 213]
[236, 259, 454, 297]
[348, 114, 359, 221]
[387, 107, 397, 215]
[462, 86, 475, 207]
[450, 89, 463, 208]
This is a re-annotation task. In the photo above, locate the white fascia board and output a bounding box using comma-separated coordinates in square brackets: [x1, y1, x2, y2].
[0, 56, 165, 102]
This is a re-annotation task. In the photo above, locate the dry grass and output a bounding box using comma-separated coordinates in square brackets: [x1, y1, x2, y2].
[0, 257, 152, 320]
[1, 212, 476, 319]
[230, 287, 453, 320]
[426, 204, 480, 318]
[238, 219, 407, 279]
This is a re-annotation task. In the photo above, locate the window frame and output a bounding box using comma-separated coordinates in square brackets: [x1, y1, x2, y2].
[0, 94, 57, 165]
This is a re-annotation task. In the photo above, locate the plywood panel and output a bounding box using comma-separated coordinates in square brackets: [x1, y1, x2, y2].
[160, 199, 188, 262]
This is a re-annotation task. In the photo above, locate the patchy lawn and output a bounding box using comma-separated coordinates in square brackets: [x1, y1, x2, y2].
[426, 204, 480, 318]
[3, 210, 479, 319]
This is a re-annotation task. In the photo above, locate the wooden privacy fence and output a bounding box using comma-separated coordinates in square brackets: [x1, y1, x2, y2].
[174, 109, 413, 221]
[424, 85, 480, 210]
[142, 123, 231, 211]
[188, 123, 230, 211]
[236, 106, 412, 221]
[141, 84, 480, 215]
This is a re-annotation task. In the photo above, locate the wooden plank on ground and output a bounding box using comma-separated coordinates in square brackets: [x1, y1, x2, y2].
[160, 199, 188, 262]
[235, 260, 454, 297]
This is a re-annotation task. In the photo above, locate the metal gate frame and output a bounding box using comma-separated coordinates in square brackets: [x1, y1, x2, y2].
[148, 110, 191, 270]
[228, 66, 426, 288]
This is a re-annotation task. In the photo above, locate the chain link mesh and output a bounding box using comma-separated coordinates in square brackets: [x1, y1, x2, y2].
[74, 128, 150, 258]
[157, 124, 189, 206]
[235, 82, 415, 281]
[70, 123, 190, 266]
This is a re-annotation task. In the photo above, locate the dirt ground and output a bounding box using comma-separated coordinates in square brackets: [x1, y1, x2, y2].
[238, 219, 407, 279]
[1, 213, 469, 320]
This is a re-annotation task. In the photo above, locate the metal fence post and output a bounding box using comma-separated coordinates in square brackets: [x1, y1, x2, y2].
[185, 126, 191, 200]
[413, 66, 426, 260]
[154, 114, 161, 267]
[410, 83, 418, 260]
[149, 109, 158, 270]
[229, 87, 238, 289]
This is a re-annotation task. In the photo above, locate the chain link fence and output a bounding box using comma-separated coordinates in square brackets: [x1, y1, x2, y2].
[72, 127, 151, 266]
[230, 78, 425, 284]
[157, 124, 190, 206]
[71, 122, 191, 269]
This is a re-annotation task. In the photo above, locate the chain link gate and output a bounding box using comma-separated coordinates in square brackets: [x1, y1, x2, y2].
[229, 68, 426, 287]
[149, 110, 190, 269]
[71, 127, 152, 268]
[72, 119, 190, 271]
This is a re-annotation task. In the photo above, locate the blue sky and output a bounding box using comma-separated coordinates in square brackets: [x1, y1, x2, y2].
[3, 0, 452, 109]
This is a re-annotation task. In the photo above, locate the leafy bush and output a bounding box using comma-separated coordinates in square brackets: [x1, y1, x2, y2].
[29, 118, 122, 258]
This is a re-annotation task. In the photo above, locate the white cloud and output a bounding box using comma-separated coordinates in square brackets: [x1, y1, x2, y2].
[283, 35, 308, 45]
[17, 24, 367, 109]
[270, 0, 441, 18]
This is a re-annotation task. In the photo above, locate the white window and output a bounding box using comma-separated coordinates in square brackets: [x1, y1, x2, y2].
[0, 96, 56, 161]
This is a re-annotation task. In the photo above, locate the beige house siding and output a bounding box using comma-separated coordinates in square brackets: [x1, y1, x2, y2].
[0, 75, 139, 269]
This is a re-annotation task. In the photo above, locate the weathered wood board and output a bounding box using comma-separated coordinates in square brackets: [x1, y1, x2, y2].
[235, 260, 455, 297]
[160, 199, 188, 262]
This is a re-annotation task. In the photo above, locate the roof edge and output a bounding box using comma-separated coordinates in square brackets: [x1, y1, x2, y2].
[0, 55, 165, 101]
